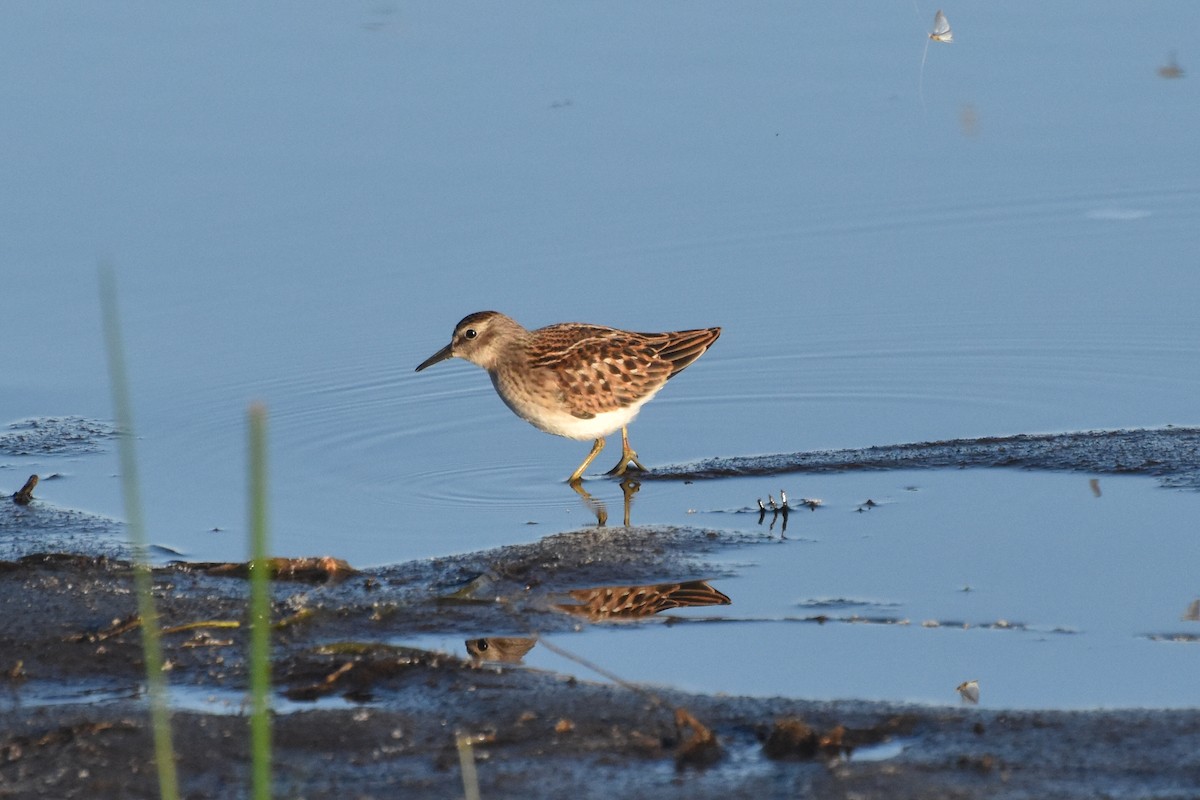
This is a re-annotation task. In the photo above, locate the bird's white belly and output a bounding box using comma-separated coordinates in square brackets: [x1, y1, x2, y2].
[528, 404, 646, 440]
[491, 371, 660, 441]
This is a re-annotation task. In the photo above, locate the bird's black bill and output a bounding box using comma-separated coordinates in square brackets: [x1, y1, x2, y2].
[415, 343, 453, 372]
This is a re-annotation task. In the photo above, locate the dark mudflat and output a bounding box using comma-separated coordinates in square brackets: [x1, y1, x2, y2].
[2, 538, 1199, 799]
[654, 426, 1200, 489]
[4, 421, 1200, 797]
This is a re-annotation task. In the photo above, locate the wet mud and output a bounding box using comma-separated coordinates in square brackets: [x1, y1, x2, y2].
[3, 539, 1200, 798]
[0, 417, 115, 457]
[4, 420, 1200, 797]
[0, 499, 125, 562]
[654, 426, 1200, 489]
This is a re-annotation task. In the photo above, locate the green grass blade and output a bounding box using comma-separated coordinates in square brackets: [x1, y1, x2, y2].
[99, 265, 180, 800]
[456, 733, 482, 800]
[248, 403, 272, 799]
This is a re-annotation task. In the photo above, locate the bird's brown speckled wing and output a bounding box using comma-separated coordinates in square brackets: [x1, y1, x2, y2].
[528, 325, 721, 419]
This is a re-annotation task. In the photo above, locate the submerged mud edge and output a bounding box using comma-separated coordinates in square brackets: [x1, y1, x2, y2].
[3, 535, 1200, 799]
[652, 426, 1200, 488]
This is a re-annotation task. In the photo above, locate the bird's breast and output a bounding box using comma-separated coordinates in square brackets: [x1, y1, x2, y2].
[489, 368, 652, 441]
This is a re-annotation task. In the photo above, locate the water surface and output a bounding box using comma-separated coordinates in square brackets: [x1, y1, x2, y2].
[2, 2, 1198, 709]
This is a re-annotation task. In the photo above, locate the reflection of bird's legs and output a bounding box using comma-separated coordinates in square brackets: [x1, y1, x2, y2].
[620, 475, 641, 527]
[568, 437, 606, 484]
[569, 478, 608, 527]
[605, 426, 646, 476]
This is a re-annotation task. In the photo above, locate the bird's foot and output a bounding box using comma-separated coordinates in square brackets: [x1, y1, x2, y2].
[605, 450, 646, 476]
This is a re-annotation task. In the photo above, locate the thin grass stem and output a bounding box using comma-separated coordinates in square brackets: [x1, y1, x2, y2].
[248, 403, 272, 799]
[99, 265, 180, 800]
[456, 733, 482, 800]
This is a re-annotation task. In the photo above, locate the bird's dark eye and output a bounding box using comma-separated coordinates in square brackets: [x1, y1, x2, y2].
[464, 329, 478, 339]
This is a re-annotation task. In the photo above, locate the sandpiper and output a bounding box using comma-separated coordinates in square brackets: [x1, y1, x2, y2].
[415, 311, 721, 482]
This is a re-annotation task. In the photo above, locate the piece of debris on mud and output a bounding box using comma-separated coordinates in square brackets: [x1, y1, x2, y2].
[754, 491, 794, 534]
[275, 607, 318, 630]
[282, 643, 461, 702]
[674, 708, 721, 768]
[285, 660, 357, 701]
[183, 556, 356, 583]
[760, 716, 876, 760]
[0, 719, 138, 763]
[958, 753, 1000, 774]
[162, 619, 241, 636]
[66, 613, 142, 643]
[180, 631, 235, 648]
[763, 717, 836, 760]
[11, 475, 38, 505]
[66, 613, 239, 644]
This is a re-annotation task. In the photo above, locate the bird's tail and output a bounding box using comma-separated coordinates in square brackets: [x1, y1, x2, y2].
[653, 327, 722, 378]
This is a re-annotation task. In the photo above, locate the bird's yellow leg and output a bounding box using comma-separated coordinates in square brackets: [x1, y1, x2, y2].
[568, 437, 606, 483]
[606, 426, 646, 476]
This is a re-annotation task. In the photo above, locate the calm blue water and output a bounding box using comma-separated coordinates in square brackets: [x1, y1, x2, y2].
[2, 3, 1198, 709]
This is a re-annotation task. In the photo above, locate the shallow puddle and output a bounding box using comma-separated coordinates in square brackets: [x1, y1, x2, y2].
[396, 468, 1200, 710]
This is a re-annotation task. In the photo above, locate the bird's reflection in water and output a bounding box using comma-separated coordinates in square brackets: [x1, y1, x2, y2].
[570, 475, 641, 526]
[555, 579, 731, 621]
[464, 580, 730, 664]
[465, 636, 538, 664]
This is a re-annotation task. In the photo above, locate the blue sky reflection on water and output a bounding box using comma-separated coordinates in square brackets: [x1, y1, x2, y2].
[2, 3, 1199, 708]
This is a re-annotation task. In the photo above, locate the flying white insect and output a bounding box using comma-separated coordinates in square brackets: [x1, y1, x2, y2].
[919, 8, 954, 108]
[929, 9, 953, 43]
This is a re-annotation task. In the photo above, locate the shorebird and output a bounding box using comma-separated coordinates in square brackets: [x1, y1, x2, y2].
[415, 311, 720, 482]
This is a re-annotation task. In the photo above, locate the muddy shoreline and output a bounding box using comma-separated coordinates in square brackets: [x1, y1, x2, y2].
[5, 423, 1200, 797]
[4, 539, 1199, 799]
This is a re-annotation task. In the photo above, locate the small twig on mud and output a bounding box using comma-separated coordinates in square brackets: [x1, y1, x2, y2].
[12, 474, 38, 505]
